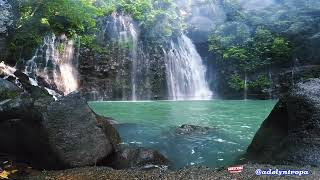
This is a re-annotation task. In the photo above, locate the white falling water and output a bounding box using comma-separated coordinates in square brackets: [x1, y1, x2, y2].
[129, 22, 138, 101]
[291, 58, 301, 86]
[164, 34, 212, 100]
[104, 14, 140, 100]
[244, 72, 248, 100]
[268, 70, 273, 99]
[0, 61, 16, 78]
[24, 34, 79, 95]
[104, 13, 212, 101]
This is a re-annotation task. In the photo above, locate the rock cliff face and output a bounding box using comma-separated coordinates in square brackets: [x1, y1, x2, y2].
[79, 45, 167, 101]
[79, 14, 168, 101]
[0, 0, 13, 60]
[0, 0, 13, 35]
[246, 78, 320, 166]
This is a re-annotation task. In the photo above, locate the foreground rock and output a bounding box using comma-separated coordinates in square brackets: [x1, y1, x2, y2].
[25, 164, 319, 180]
[277, 65, 320, 96]
[0, 77, 121, 169]
[103, 145, 170, 169]
[246, 79, 320, 166]
[176, 124, 211, 135]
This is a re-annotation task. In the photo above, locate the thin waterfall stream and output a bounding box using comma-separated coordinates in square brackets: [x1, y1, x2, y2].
[23, 34, 79, 96]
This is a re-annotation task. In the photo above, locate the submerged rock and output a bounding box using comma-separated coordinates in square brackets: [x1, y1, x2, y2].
[246, 78, 320, 166]
[176, 124, 211, 135]
[0, 78, 121, 169]
[103, 145, 170, 169]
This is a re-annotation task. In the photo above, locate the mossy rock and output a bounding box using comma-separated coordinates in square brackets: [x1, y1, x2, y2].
[0, 79, 22, 100]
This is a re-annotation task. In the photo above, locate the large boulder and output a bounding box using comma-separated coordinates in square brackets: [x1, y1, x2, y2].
[40, 93, 117, 168]
[246, 78, 320, 166]
[0, 78, 121, 169]
[277, 65, 320, 96]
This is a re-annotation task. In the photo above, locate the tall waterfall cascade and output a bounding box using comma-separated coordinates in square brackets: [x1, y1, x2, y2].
[24, 34, 79, 95]
[115, 15, 139, 101]
[244, 72, 248, 100]
[268, 70, 273, 99]
[103, 14, 152, 100]
[103, 13, 212, 100]
[164, 34, 213, 100]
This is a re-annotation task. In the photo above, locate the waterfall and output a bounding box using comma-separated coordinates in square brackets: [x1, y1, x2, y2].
[102, 13, 212, 101]
[105, 14, 137, 100]
[130, 23, 138, 101]
[116, 15, 139, 101]
[0, 61, 16, 78]
[24, 34, 79, 95]
[103, 13, 151, 101]
[291, 58, 301, 86]
[244, 72, 248, 100]
[164, 34, 212, 100]
[268, 70, 273, 99]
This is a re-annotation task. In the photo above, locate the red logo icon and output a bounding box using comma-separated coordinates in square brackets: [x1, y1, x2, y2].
[228, 165, 244, 174]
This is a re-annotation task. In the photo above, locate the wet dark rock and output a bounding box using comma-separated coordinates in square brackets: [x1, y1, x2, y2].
[98, 116, 118, 125]
[176, 124, 211, 135]
[13, 71, 30, 88]
[103, 145, 170, 169]
[36, 76, 64, 95]
[246, 78, 320, 166]
[11, 70, 52, 99]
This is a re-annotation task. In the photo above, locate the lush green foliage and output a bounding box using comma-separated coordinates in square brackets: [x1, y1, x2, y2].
[8, 0, 104, 61]
[209, 26, 292, 72]
[249, 75, 271, 90]
[209, 24, 292, 92]
[228, 74, 245, 91]
[7, 0, 182, 62]
[113, 0, 181, 38]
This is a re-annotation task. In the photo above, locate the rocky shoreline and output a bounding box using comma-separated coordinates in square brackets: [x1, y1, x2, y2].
[25, 164, 320, 180]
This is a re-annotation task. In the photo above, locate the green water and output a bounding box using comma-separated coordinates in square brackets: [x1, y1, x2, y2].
[89, 100, 276, 169]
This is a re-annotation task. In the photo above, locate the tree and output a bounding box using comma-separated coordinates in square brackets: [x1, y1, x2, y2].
[8, 0, 104, 62]
[209, 26, 292, 92]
